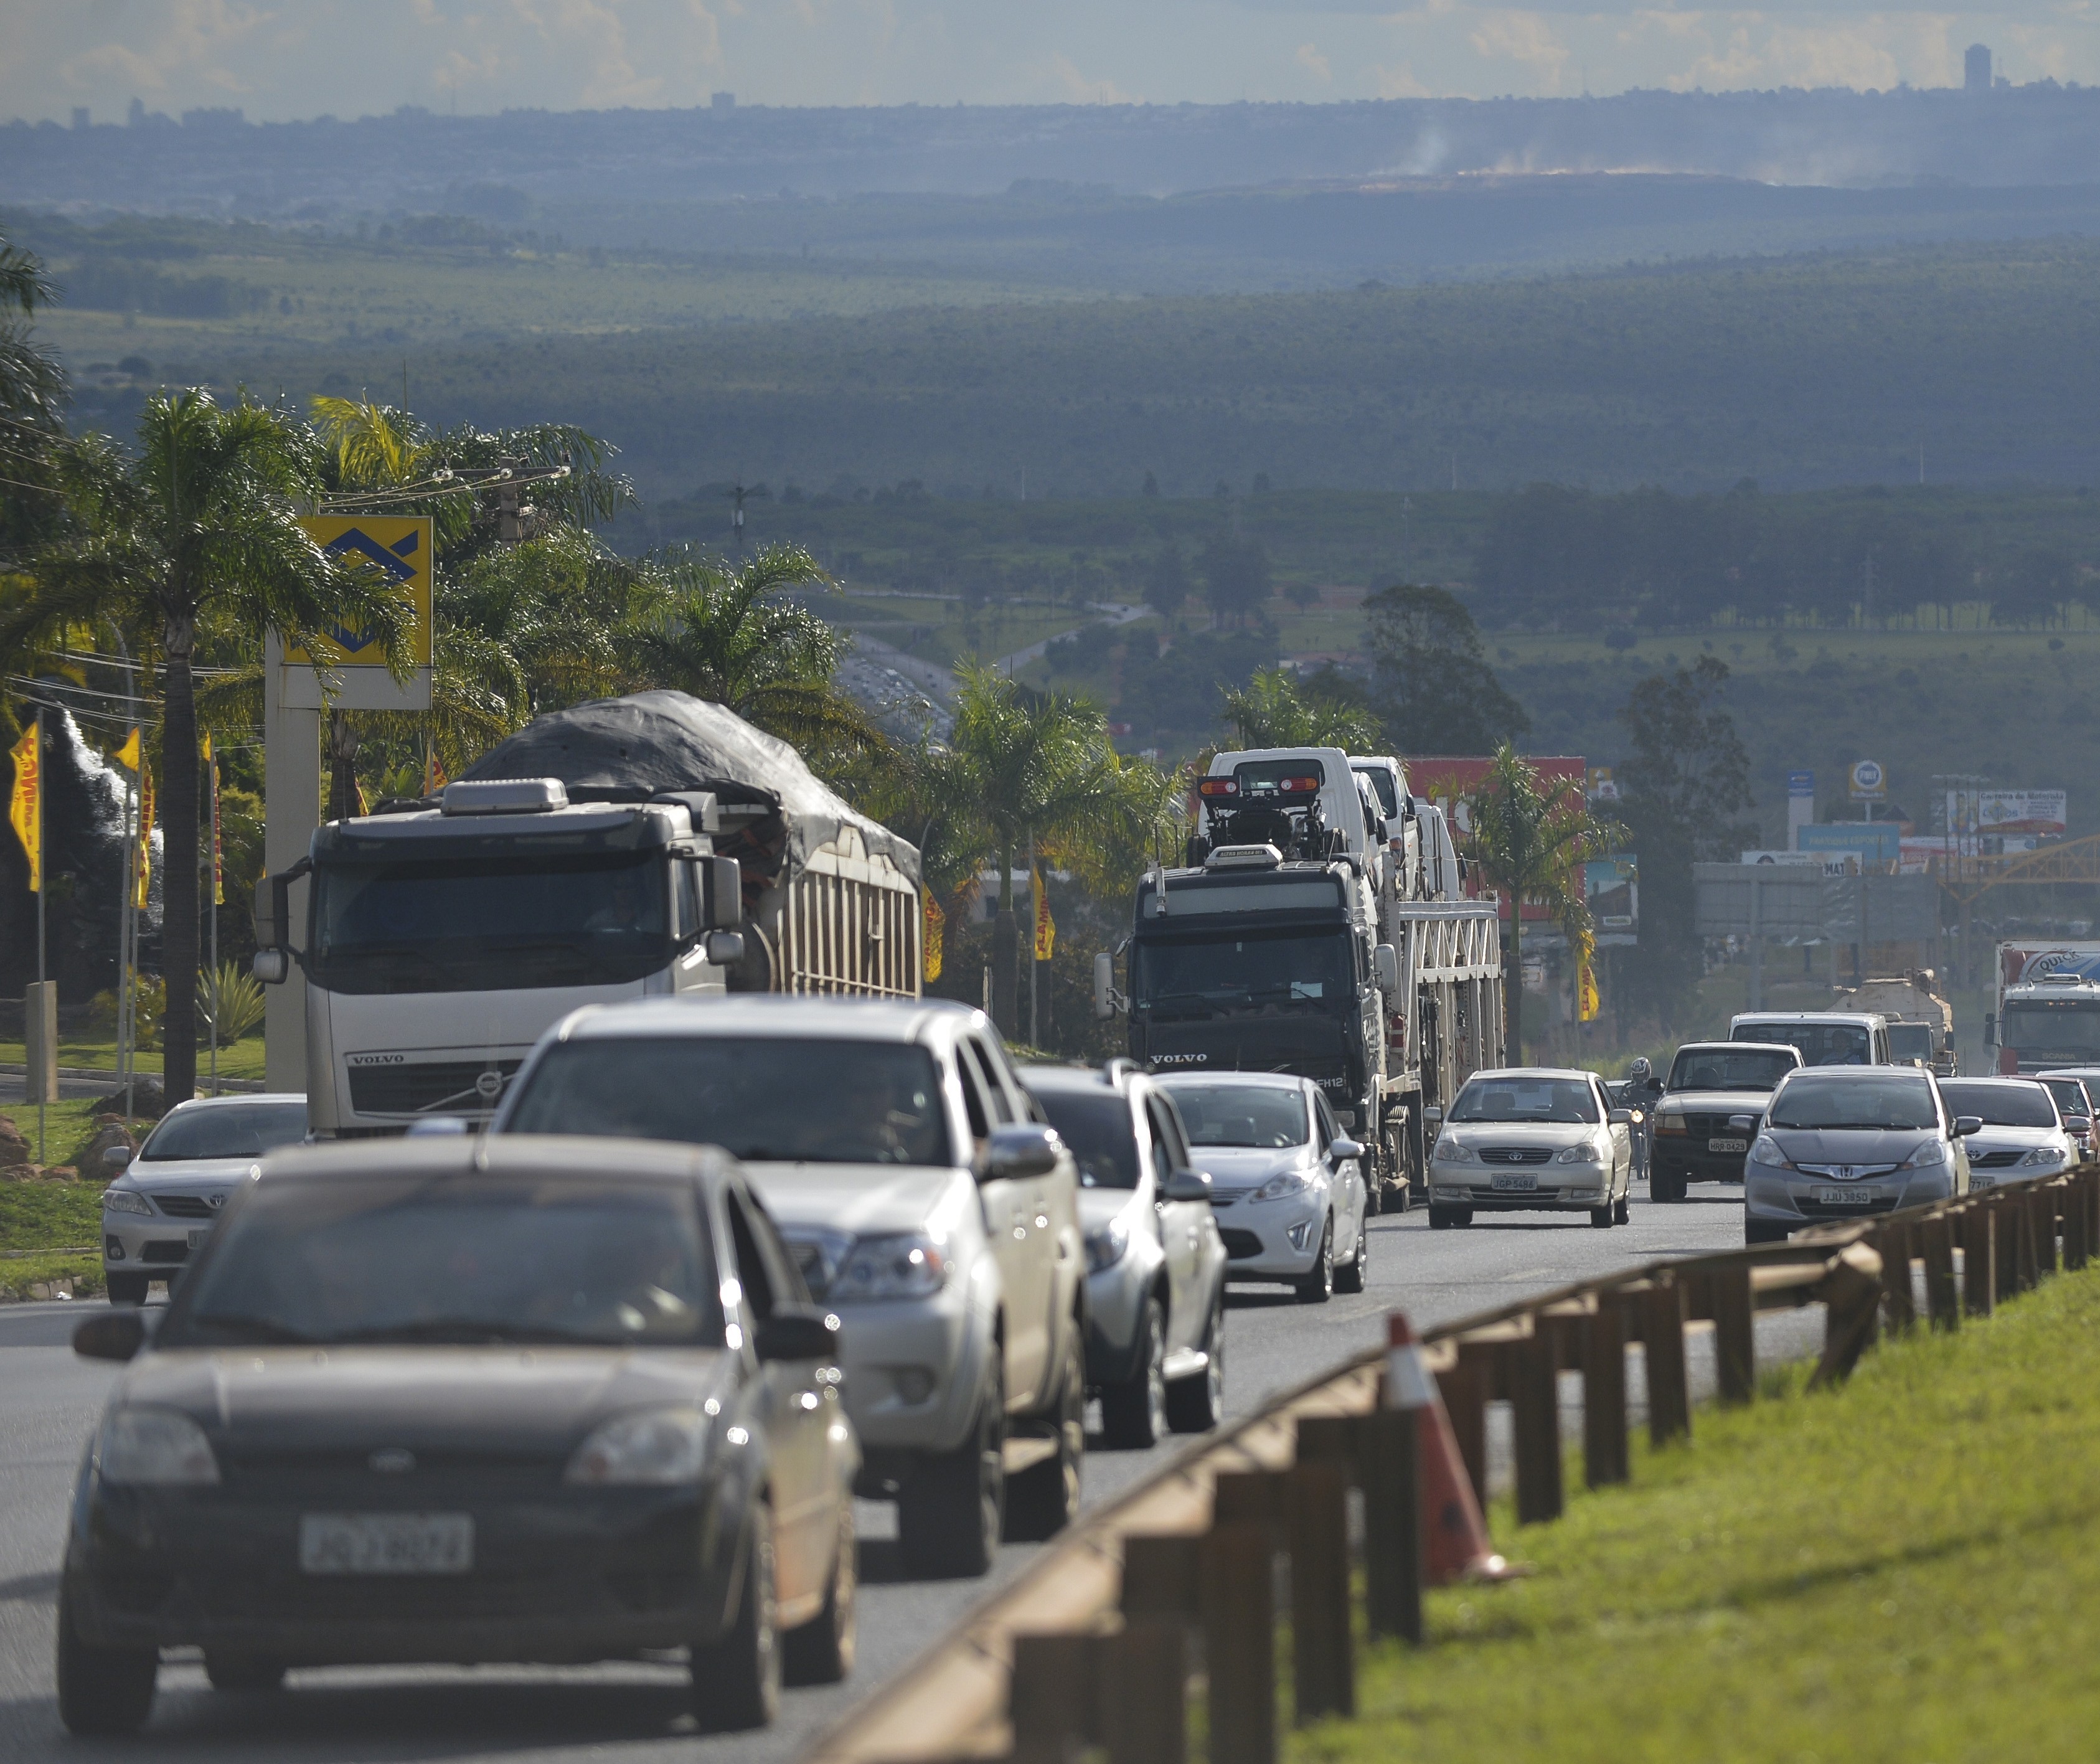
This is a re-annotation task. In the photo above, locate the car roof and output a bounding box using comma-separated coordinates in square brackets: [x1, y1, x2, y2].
[1777, 1064, 1932, 1082]
[156, 1092, 306, 1113]
[1463, 1067, 1603, 1083]
[549, 994, 990, 1047]
[1939, 1075, 2049, 1089]
[1673, 1041, 1799, 1057]
[256, 1134, 735, 1189]
[2037, 1067, 2100, 1080]
[1020, 1063, 1134, 1095]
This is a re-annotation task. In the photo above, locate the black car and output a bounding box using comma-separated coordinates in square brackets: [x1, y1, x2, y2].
[1649, 1041, 1803, 1202]
[57, 1136, 859, 1737]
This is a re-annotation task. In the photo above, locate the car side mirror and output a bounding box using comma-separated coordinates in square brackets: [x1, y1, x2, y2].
[1953, 1115, 1984, 1138]
[982, 1123, 1062, 1183]
[75, 1311, 147, 1362]
[1608, 1108, 1632, 1125]
[1328, 1136, 1364, 1165]
[755, 1304, 840, 1364]
[1728, 1113, 1759, 1135]
[253, 947, 289, 986]
[1161, 1167, 1212, 1203]
[703, 930, 745, 968]
[102, 1144, 133, 1171]
[2068, 1115, 2092, 1136]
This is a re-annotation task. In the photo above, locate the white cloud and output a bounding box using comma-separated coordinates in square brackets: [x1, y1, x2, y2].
[1297, 39, 1335, 75]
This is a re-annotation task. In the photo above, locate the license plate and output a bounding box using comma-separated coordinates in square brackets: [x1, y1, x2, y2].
[1707, 1138, 1747, 1154]
[186, 1228, 210, 1250]
[1490, 1172, 1538, 1192]
[1972, 1175, 1996, 1191]
[1813, 1187, 1877, 1207]
[299, 1513, 473, 1576]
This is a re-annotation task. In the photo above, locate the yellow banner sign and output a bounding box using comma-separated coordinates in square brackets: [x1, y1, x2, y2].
[8, 724, 38, 894]
[293, 515, 434, 669]
[1033, 870, 1055, 963]
[923, 889, 946, 984]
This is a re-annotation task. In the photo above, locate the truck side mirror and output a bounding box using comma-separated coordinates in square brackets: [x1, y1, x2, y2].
[1983, 1013, 1998, 1047]
[253, 948, 289, 986]
[1373, 943, 1400, 994]
[703, 855, 742, 928]
[252, 874, 281, 948]
[703, 930, 745, 968]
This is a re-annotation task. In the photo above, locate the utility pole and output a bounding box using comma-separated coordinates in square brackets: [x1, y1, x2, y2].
[729, 482, 746, 550]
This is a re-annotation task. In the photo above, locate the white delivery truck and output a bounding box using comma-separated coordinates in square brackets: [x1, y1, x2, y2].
[254, 691, 922, 1134]
[1988, 941, 2100, 1075]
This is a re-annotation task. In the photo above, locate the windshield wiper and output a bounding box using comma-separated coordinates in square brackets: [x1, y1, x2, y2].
[181, 1313, 316, 1344]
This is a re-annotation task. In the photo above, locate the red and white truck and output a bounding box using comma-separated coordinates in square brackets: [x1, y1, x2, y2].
[1989, 941, 2100, 1073]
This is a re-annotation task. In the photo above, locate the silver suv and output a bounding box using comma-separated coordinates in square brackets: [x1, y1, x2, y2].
[1020, 1062, 1229, 1447]
[493, 996, 1086, 1578]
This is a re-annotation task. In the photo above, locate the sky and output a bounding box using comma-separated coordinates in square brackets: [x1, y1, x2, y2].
[5, 0, 2096, 125]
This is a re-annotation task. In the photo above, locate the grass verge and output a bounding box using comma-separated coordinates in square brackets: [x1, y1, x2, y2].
[1298, 1265, 2100, 1764]
[0, 1036, 266, 1082]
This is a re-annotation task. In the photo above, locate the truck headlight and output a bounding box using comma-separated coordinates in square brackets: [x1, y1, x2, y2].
[100, 1408, 220, 1486]
[1252, 1168, 1314, 1203]
[101, 1188, 153, 1217]
[828, 1233, 951, 1301]
[565, 1407, 710, 1486]
[1085, 1217, 1131, 1273]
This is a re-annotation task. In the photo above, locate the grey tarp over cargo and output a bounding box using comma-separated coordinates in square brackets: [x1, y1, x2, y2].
[460, 691, 921, 888]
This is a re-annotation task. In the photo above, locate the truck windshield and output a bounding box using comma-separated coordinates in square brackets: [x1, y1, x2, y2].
[2002, 1001, 2100, 1060]
[1887, 1024, 1934, 1064]
[1733, 1020, 1871, 1066]
[1133, 931, 1350, 1020]
[1666, 1049, 1797, 1093]
[310, 851, 671, 994]
[503, 1037, 953, 1167]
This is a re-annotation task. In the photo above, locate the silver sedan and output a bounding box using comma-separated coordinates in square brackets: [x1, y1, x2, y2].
[1426, 1067, 1633, 1230]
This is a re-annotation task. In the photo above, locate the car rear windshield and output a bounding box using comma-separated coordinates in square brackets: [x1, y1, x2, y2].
[1769, 1076, 1938, 1131]
[1734, 1021, 1873, 1065]
[1666, 1049, 1797, 1093]
[159, 1176, 725, 1349]
[1449, 1077, 1599, 1125]
[1030, 1089, 1139, 1188]
[1938, 1082, 2059, 1129]
[504, 1037, 953, 1167]
[140, 1102, 309, 1161]
[1158, 1081, 1309, 1149]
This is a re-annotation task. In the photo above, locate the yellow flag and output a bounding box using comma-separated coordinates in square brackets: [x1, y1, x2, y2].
[200, 731, 212, 762]
[423, 742, 448, 797]
[1033, 869, 1055, 963]
[923, 889, 945, 984]
[8, 724, 39, 894]
[134, 762, 154, 910]
[1576, 927, 1599, 1023]
[115, 726, 140, 772]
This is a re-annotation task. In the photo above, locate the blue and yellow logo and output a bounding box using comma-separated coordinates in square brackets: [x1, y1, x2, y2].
[293, 515, 433, 669]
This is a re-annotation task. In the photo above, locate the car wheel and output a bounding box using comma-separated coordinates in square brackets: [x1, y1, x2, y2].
[1100, 1298, 1168, 1450]
[690, 1507, 780, 1732]
[1428, 1204, 1455, 1230]
[105, 1271, 148, 1306]
[1165, 1287, 1225, 1433]
[1655, 1171, 1686, 1203]
[1453, 1206, 1475, 1227]
[783, 1498, 857, 1686]
[1334, 1212, 1368, 1293]
[1295, 1216, 1334, 1304]
[55, 1584, 156, 1737]
[898, 1365, 1004, 1578]
[1613, 1195, 1631, 1225]
[204, 1653, 286, 1693]
[1589, 1205, 1614, 1230]
[1006, 1326, 1085, 1541]
[1745, 1219, 1794, 1245]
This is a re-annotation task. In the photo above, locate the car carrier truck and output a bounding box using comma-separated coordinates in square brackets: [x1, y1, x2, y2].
[1095, 747, 1503, 1209]
[253, 691, 923, 1135]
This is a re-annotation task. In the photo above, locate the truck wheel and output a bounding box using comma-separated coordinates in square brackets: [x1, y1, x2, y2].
[1295, 1217, 1334, 1304]
[105, 1271, 148, 1306]
[1006, 1328, 1085, 1541]
[55, 1585, 158, 1737]
[1165, 1288, 1225, 1433]
[690, 1506, 780, 1732]
[898, 1367, 1005, 1578]
[783, 1499, 857, 1686]
[1100, 1299, 1167, 1450]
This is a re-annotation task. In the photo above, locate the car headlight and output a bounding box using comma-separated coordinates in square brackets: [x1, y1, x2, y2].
[1556, 1142, 1601, 1164]
[101, 1187, 153, 1217]
[1655, 1113, 1688, 1136]
[1252, 1167, 1316, 1202]
[1433, 1139, 1475, 1164]
[100, 1408, 220, 1486]
[1902, 1139, 1947, 1169]
[2020, 1146, 2064, 1168]
[827, 1233, 951, 1301]
[565, 1406, 710, 1486]
[1085, 1216, 1131, 1273]
[1748, 1134, 1789, 1169]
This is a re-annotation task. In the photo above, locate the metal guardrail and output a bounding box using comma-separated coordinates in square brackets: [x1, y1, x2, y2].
[801, 1168, 2098, 1764]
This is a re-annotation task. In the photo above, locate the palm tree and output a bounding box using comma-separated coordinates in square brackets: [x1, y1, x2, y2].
[1464, 743, 1621, 1064]
[1219, 666, 1379, 751]
[1, 229, 68, 567]
[624, 544, 885, 768]
[947, 666, 1171, 1037]
[7, 390, 412, 1105]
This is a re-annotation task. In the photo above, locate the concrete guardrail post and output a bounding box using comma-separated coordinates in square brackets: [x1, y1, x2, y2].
[1997, 1189, 2026, 1297]
[1646, 1277, 1692, 1447]
[1101, 1621, 1187, 1764]
[2033, 1185, 2058, 1279]
[2064, 1177, 2089, 1272]
[1710, 1264, 1756, 1403]
[1961, 1202, 1995, 1318]
[1922, 1212, 1960, 1329]
[1878, 1220, 1915, 1336]
[1009, 1631, 1098, 1764]
[1583, 1295, 1629, 1488]
[1510, 1327, 1563, 1525]
[1286, 1460, 1355, 1721]
[1202, 1523, 1276, 1764]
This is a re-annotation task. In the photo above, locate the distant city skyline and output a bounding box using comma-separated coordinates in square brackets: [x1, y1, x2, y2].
[0, 2, 2085, 127]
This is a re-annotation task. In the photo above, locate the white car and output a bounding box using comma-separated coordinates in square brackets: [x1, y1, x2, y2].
[99, 1094, 308, 1304]
[1156, 1073, 1368, 1303]
[1426, 1067, 1633, 1229]
[492, 996, 1086, 1580]
[1936, 1077, 2077, 1188]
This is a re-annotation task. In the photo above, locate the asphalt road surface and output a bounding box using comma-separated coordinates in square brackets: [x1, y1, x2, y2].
[0, 1187, 1784, 1763]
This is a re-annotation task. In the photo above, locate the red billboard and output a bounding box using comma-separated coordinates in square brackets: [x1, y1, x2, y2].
[1405, 754, 1588, 922]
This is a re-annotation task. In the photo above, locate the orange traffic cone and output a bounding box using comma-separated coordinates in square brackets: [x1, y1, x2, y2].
[1386, 1311, 1517, 1585]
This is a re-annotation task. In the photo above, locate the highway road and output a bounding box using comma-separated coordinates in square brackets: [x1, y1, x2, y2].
[0, 1187, 1791, 1762]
